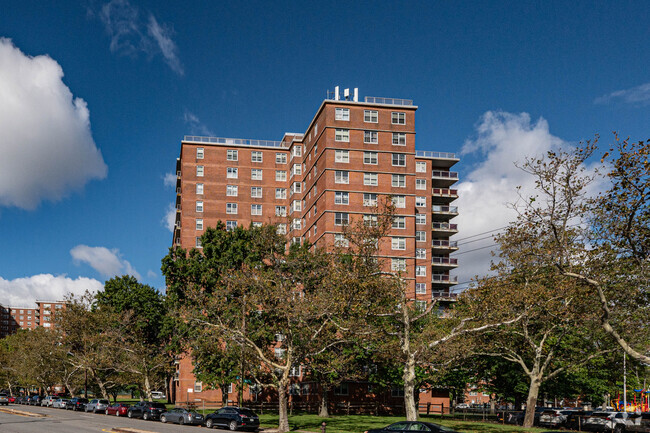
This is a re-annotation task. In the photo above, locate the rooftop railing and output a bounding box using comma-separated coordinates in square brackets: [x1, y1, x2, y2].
[416, 151, 458, 159]
[183, 136, 287, 148]
[364, 96, 414, 106]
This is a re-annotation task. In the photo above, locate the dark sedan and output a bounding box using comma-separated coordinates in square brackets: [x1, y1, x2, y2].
[365, 421, 458, 433]
[65, 397, 89, 411]
[160, 407, 204, 425]
[204, 407, 260, 430]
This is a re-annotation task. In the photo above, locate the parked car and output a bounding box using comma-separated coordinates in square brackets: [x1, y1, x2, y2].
[29, 395, 42, 406]
[204, 407, 262, 430]
[627, 413, 650, 433]
[161, 407, 204, 425]
[85, 399, 110, 413]
[539, 409, 572, 428]
[52, 398, 69, 409]
[566, 410, 593, 430]
[151, 391, 166, 399]
[0, 393, 8, 405]
[127, 401, 167, 420]
[8, 396, 15, 403]
[66, 397, 89, 411]
[106, 403, 130, 416]
[455, 403, 470, 410]
[41, 395, 57, 407]
[584, 411, 633, 432]
[364, 421, 458, 433]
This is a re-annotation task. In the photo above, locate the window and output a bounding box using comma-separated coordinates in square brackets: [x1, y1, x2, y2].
[227, 167, 238, 178]
[227, 149, 238, 161]
[334, 233, 349, 247]
[251, 151, 263, 162]
[416, 266, 426, 277]
[293, 164, 302, 176]
[196, 183, 204, 194]
[335, 129, 349, 142]
[251, 169, 263, 180]
[392, 112, 406, 124]
[392, 216, 406, 229]
[292, 218, 302, 230]
[416, 179, 426, 190]
[195, 201, 203, 212]
[292, 182, 302, 193]
[277, 223, 287, 235]
[335, 150, 349, 163]
[276, 153, 287, 164]
[276, 188, 286, 199]
[415, 283, 427, 294]
[392, 258, 407, 272]
[251, 187, 262, 198]
[335, 108, 350, 121]
[226, 185, 238, 196]
[335, 212, 349, 226]
[416, 213, 426, 225]
[392, 153, 406, 166]
[364, 130, 378, 143]
[276, 170, 287, 181]
[250, 204, 263, 216]
[276, 206, 286, 217]
[392, 195, 406, 208]
[363, 214, 378, 226]
[196, 165, 204, 177]
[392, 237, 406, 250]
[416, 231, 426, 242]
[364, 110, 378, 123]
[416, 248, 426, 259]
[293, 146, 302, 157]
[335, 191, 349, 205]
[226, 203, 238, 214]
[335, 170, 349, 184]
[195, 237, 202, 249]
[364, 172, 378, 186]
[196, 219, 203, 230]
[392, 174, 406, 187]
[292, 200, 301, 212]
[416, 161, 427, 172]
[364, 151, 378, 164]
[416, 196, 427, 207]
[363, 193, 377, 206]
[392, 132, 406, 146]
[196, 147, 204, 159]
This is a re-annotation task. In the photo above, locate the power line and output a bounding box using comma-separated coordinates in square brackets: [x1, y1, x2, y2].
[453, 226, 507, 242]
[451, 244, 498, 256]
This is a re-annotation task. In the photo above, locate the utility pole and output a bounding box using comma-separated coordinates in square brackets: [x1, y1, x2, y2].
[623, 352, 627, 412]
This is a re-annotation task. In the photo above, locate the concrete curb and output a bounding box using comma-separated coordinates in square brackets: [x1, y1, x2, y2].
[111, 428, 160, 433]
[0, 407, 47, 417]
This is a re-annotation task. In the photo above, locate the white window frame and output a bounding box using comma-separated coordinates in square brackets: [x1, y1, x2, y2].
[251, 187, 262, 198]
[196, 219, 203, 230]
[275, 206, 286, 217]
[416, 213, 426, 225]
[292, 200, 301, 212]
[251, 169, 263, 180]
[196, 201, 203, 212]
[334, 233, 349, 247]
[195, 238, 203, 249]
[392, 237, 406, 250]
[364, 151, 378, 165]
[364, 110, 378, 123]
[391, 258, 407, 272]
[364, 172, 378, 186]
[416, 249, 426, 259]
[196, 147, 204, 159]
[276, 170, 287, 181]
[416, 161, 427, 173]
[416, 231, 426, 242]
[335, 191, 349, 205]
[335, 170, 349, 184]
[416, 196, 427, 207]
[196, 166, 204, 177]
[364, 130, 378, 144]
[392, 195, 406, 208]
[392, 153, 406, 166]
[364, 214, 378, 226]
[392, 174, 406, 188]
[335, 129, 349, 142]
[335, 150, 349, 163]
[416, 179, 426, 190]
[226, 167, 238, 178]
[334, 212, 349, 226]
[392, 132, 406, 146]
[196, 183, 204, 194]
[276, 153, 287, 164]
[226, 185, 238, 196]
[277, 223, 287, 235]
[392, 216, 406, 229]
[251, 204, 262, 216]
[415, 283, 427, 294]
[227, 149, 238, 161]
[391, 112, 406, 125]
[335, 108, 350, 121]
[363, 193, 377, 207]
[293, 146, 302, 157]
[292, 182, 302, 193]
[226, 203, 238, 214]
[293, 164, 302, 176]
[416, 266, 426, 277]
[276, 188, 287, 199]
[251, 151, 263, 163]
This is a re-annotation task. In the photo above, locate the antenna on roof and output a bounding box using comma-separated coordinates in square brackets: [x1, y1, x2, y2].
[354, 88, 358, 102]
[334, 86, 340, 101]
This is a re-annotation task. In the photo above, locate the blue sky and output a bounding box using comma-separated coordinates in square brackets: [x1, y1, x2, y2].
[1, 0, 649, 304]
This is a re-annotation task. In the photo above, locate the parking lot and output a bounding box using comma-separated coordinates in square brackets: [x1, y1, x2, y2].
[0, 404, 234, 433]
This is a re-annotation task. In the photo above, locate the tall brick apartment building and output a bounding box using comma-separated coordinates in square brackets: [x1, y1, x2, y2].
[0, 300, 66, 338]
[171, 90, 459, 406]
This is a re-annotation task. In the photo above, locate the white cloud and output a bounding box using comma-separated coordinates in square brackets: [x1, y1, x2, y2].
[453, 111, 565, 288]
[99, 0, 183, 75]
[595, 82, 650, 105]
[163, 172, 176, 188]
[0, 38, 107, 210]
[183, 111, 214, 136]
[70, 245, 141, 280]
[163, 203, 176, 233]
[0, 274, 103, 308]
[146, 270, 157, 279]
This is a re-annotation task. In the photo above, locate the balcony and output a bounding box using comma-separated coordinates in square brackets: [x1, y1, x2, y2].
[431, 171, 459, 187]
[431, 240, 458, 253]
[431, 274, 458, 285]
[432, 256, 458, 269]
[431, 188, 458, 204]
[432, 290, 459, 301]
[432, 222, 458, 237]
[416, 151, 459, 168]
[431, 205, 458, 221]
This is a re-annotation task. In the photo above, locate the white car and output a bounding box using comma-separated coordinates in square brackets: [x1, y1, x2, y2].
[52, 398, 69, 409]
[455, 403, 470, 409]
[41, 395, 57, 407]
[151, 391, 166, 400]
[584, 411, 634, 433]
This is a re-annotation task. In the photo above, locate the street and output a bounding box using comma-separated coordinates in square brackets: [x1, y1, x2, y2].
[0, 405, 231, 433]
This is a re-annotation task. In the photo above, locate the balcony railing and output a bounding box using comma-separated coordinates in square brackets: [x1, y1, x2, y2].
[432, 205, 458, 214]
[431, 275, 458, 283]
[432, 291, 458, 299]
[432, 171, 459, 180]
[432, 222, 458, 231]
[416, 151, 458, 159]
[432, 188, 458, 197]
[364, 96, 413, 106]
[432, 257, 458, 266]
[183, 136, 287, 148]
[432, 240, 458, 248]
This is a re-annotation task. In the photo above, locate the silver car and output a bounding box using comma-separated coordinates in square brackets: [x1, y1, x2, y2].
[160, 408, 204, 425]
[85, 399, 110, 413]
[52, 398, 69, 408]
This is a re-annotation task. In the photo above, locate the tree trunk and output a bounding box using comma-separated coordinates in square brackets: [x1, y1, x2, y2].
[96, 377, 109, 400]
[319, 386, 329, 417]
[490, 398, 496, 414]
[277, 374, 290, 433]
[144, 374, 153, 402]
[523, 376, 541, 428]
[221, 383, 229, 407]
[403, 355, 418, 421]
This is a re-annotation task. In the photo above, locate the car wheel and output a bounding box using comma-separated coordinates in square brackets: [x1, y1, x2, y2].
[179, 417, 185, 425]
[161, 415, 167, 423]
[206, 419, 214, 428]
[127, 410, 133, 418]
[143, 412, 150, 420]
[229, 420, 238, 431]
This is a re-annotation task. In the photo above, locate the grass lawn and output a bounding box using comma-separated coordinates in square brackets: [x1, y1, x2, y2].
[255, 414, 549, 433]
